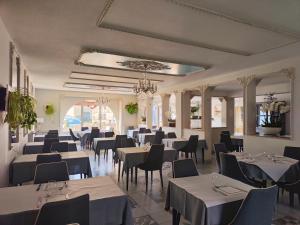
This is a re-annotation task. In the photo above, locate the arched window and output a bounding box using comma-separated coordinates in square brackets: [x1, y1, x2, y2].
[63, 102, 116, 132]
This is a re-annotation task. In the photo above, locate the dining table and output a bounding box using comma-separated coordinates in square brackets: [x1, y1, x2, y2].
[23, 140, 77, 154]
[165, 173, 254, 225]
[33, 134, 72, 142]
[162, 138, 207, 163]
[229, 152, 300, 183]
[10, 151, 92, 185]
[0, 176, 133, 225]
[117, 146, 177, 190]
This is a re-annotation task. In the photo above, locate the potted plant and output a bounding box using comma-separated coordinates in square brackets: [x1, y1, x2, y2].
[125, 102, 138, 115]
[259, 99, 290, 136]
[191, 106, 200, 119]
[44, 104, 55, 116]
[5, 90, 37, 130]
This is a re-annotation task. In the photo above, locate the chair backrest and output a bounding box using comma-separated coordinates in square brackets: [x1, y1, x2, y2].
[214, 143, 228, 173]
[36, 154, 62, 165]
[115, 135, 128, 149]
[154, 131, 165, 145]
[139, 128, 146, 133]
[143, 144, 164, 170]
[48, 130, 58, 135]
[105, 131, 114, 137]
[145, 129, 152, 133]
[126, 138, 136, 147]
[89, 128, 100, 141]
[69, 128, 78, 141]
[167, 132, 177, 138]
[45, 134, 58, 139]
[173, 159, 199, 178]
[220, 133, 234, 151]
[43, 138, 59, 153]
[221, 130, 230, 136]
[158, 127, 163, 131]
[229, 186, 278, 225]
[81, 127, 89, 131]
[50, 142, 69, 152]
[35, 194, 89, 225]
[186, 135, 199, 153]
[34, 161, 69, 184]
[284, 146, 300, 160]
[219, 153, 250, 184]
[91, 127, 98, 130]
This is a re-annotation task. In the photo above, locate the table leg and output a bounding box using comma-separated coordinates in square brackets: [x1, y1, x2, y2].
[126, 167, 129, 191]
[172, 209, 180, 225]
[131, 168, 133, 182]
[135, 167, 138, 184]
[202, 147, 205, 164]
[118, 159, 121, 182]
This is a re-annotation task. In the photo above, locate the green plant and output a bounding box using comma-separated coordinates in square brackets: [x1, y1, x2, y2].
[4, 91, 23, 129]
[20, 95, 37, 129]
[4, 91, 37, 130]
[125, 102, 138, 115]
[44, 104, 55, 115]
[191, 106, 199, 114]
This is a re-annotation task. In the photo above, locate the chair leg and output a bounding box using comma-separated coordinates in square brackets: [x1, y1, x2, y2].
[145, 171, 148, 192]
[172, 209, 180, 225]
[159, 169, 163, 188]
[151, 171, 153, 184]
[194, 152, 198, 164]
[202, 148, 205, 164]
[289, 192, 294, 207]
[131, 168, 133, 182]
[135, 167, 138, 184]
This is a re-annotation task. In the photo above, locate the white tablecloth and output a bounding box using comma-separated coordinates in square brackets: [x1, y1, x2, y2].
[166, 173, 254, 225]
[0, 176, 133, 225]
[231, 152, 299, 182]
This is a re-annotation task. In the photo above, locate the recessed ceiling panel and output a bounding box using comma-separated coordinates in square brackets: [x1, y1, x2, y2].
[64, 82, 133, 93]
[77, 51, 206, 75]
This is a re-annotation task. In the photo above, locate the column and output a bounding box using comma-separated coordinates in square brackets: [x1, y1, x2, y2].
[224, 96, 235, 134]
[174, 91, 191, 137]
[145, 96, 153, 129]
[237, 75, 261, 135]
[200, 85, 214, 160]
[160, 93, 170, 127]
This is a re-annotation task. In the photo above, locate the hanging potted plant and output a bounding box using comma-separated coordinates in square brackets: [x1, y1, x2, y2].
[4, 90, 23, 129]
[20, 95, 37, 130]
[259, 99, 290, 136]
[125, 102, 138, 115]
[4, 90, 37, 130]
[44, 104, 55, 116]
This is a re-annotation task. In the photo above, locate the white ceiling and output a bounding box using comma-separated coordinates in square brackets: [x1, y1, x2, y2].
[0, 0, 300, 94]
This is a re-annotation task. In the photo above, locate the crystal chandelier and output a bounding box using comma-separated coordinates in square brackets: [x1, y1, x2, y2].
[97, 96, 110, 105]
[133, 63, 158, 95]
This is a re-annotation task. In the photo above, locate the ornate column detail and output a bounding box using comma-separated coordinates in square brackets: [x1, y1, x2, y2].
[281, 67, 295, 80]
[160, 93, 171, 127]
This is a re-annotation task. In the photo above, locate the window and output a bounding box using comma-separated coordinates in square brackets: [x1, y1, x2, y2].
[234, 97, 243, 135]
[211, 97, 227, 127]
[63, 103, 116, 132]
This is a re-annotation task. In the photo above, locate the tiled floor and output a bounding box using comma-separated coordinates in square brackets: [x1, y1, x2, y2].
[77, 148, 300, 225]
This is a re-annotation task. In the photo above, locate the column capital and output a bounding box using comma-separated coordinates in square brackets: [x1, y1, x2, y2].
[195, 84, 214, 95]
[281, 67, 295, 80]
[237, 75, 261, 88]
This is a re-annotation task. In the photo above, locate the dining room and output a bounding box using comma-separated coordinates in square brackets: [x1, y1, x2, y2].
[0, 1, 300, 225]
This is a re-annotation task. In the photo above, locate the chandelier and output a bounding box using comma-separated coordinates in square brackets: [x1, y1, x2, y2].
[97, 96, 110, 105]
[134, 73, 157, 95]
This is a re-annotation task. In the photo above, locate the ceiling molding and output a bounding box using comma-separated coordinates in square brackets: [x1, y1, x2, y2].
[64, 82, 133, 91]
[96, 0, 115, 26]
[71, 71, 164, 82]
[166, 0, 300, 39]
[69, 77, 137, 85]
[98, 22, 251, 56]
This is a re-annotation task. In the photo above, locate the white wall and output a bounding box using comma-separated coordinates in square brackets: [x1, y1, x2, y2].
[0, 18, 29, 187]
[35, 89, 138, 134]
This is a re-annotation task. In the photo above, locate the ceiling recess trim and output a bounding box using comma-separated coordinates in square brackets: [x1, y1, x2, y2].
[71, 71, 164, 82]
[167, 0, 300, 39]
[69, 77, 137, 85]
[98, 22, 251, 56]
[64, 82, 133, 92]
